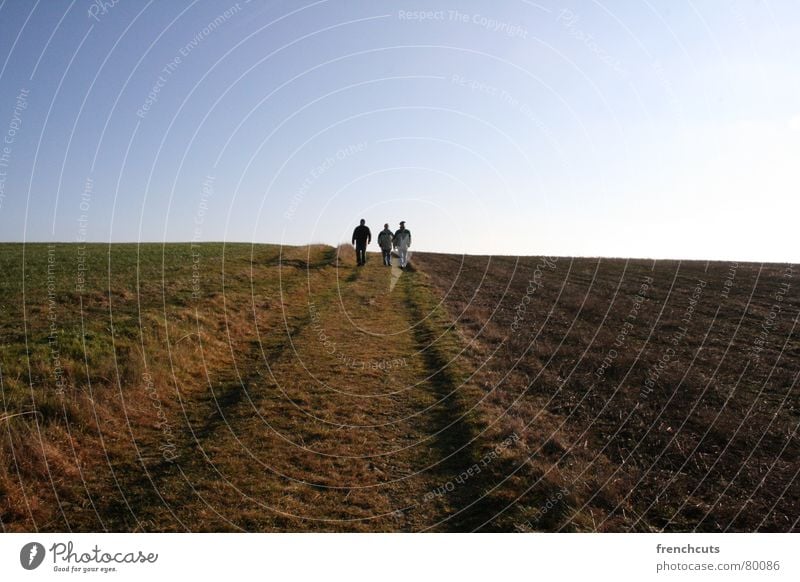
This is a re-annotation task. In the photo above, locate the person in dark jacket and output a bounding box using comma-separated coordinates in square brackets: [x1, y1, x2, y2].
[352, 219, 371, 266]
[377, 224, 394, 266]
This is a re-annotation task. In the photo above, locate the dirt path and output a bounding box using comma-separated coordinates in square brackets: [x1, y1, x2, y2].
[99, 249, 503, 531]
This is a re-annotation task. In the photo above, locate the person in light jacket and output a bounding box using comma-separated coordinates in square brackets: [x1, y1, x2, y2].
[377, 224, 394, 267]
[393, 221, 411, 269]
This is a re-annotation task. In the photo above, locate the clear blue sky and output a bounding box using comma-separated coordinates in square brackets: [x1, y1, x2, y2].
[0, 0, 798, 260]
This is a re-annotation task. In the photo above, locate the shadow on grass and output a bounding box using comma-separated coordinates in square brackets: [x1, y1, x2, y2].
[401, 273, 500, 532]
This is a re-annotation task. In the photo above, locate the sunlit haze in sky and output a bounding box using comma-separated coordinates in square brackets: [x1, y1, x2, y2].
[0, 1, 798, 261]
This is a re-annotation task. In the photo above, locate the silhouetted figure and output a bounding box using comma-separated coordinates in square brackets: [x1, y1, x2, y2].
[352, 219, 371, 266]
[393, 221, 411, 269]
[378, 223, 394, 267]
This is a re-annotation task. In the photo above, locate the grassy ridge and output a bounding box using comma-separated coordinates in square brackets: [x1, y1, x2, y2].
[0, 243, 520, 531]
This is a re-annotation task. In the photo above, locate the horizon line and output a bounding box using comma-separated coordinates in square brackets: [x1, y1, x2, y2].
[0, 240, 792, 265]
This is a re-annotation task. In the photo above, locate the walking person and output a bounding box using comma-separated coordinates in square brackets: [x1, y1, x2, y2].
[351, 218, 371, 266]
[393, 221, 411, 269]
[377, 223, 394, 267]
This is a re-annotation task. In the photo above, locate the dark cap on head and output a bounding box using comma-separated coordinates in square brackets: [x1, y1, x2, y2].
[399, 221, 405, 225]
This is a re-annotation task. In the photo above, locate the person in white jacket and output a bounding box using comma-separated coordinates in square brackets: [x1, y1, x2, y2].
[393, 221, 412, 269]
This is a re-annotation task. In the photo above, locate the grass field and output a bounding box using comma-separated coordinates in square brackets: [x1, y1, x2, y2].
[0, 243, 797, 531]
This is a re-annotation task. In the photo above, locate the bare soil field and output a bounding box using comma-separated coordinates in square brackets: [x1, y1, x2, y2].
[413, 252, 799, 531]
